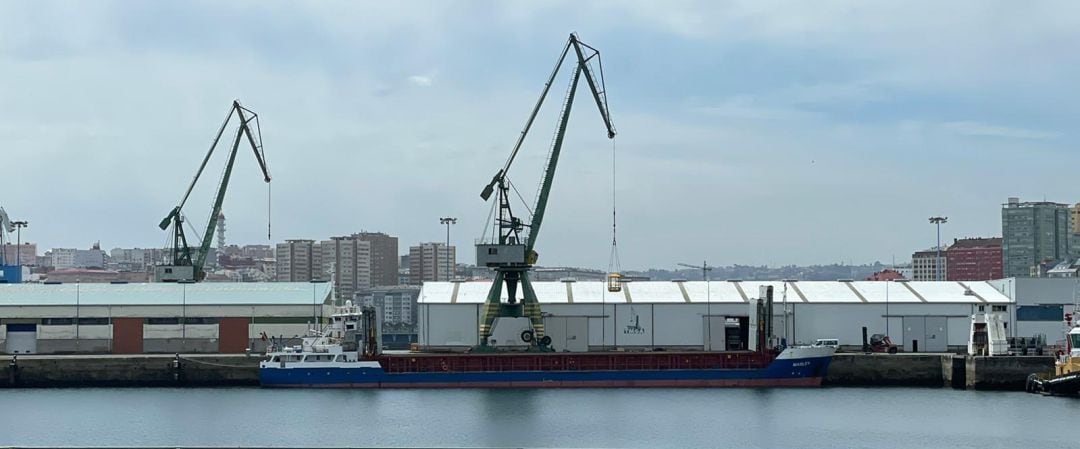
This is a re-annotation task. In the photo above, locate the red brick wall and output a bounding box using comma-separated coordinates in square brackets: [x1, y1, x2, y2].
[218, 317, 250, 353]
[947, 246, 1003, 281]
[111, 318, 144, 354]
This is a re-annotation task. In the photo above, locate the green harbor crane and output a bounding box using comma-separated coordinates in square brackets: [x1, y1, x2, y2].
[155, 100, 271, 282]
[475, 33, 616, 349]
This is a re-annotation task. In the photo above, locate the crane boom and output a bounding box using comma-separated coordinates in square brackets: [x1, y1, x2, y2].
[156, 100, 271, 282]
[481, 42, 572, 202]
[525, 65, 581, 255]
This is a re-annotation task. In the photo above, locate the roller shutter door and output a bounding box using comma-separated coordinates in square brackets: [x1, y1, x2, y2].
[5, 323, 37, 354]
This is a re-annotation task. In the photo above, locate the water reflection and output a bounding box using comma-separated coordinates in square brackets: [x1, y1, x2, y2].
[0, 387, 1075, 449]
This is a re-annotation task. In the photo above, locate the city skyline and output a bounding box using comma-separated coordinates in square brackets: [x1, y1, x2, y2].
[3, 2, 1079, 269]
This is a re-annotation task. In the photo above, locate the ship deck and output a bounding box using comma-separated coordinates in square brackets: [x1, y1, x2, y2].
[376, 350, 775, 373]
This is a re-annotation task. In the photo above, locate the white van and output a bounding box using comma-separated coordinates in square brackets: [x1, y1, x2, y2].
[813, 338, 839, 349]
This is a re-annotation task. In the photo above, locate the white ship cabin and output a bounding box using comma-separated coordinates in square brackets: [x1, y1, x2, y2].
[264, 301, 365, 367]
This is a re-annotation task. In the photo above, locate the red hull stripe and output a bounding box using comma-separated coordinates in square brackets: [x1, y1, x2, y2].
[265, 377, 824, 389]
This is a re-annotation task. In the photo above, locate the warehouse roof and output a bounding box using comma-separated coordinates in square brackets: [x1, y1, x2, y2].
[419, 280, 1011, 304]
[0, 282, 333, 306]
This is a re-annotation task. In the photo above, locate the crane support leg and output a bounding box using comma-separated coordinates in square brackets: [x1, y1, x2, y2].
[479, 270, 505, 344]
[479, 268, 546, 347]
[519, 272, 545, 340]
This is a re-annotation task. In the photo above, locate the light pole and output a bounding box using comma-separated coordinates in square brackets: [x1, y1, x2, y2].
[439, 217, 457, 281]
[12, 220, 28, 267]
[182, 281, 187, 344]
[782, 279, 797, 346]
[76, 279, 80, 350]
[929, 216, 948, 281]
[704, 262, 710, 351]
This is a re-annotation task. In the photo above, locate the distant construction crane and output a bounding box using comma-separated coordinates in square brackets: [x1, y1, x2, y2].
[155, 100, 271, 282]
[678, 261, 714, 282]
[475, 33, 616, 349]
[0, 207, 13, 265]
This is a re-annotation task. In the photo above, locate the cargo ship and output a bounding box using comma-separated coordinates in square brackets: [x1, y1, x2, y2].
[259, 299, 835, 389]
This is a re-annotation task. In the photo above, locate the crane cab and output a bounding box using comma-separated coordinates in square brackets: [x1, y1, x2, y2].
[607, 273, 623, 292]
[476, 244, 527, 268]
[154, 265, 195, 282]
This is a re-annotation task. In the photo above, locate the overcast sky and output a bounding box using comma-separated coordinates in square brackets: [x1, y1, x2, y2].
[2, 1, 1079, 270]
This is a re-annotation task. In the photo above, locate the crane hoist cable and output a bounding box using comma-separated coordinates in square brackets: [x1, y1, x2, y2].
[267, 182, 272, 240]
[607, 137, 622, 292]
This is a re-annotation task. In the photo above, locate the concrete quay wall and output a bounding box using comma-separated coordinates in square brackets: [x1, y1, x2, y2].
[826, 353, 1056, 390]
[965, 356, 1055, 390]
[0, 353, 1057, 390]
[0, 354, 260, 387]
[825, 354, 950, 387]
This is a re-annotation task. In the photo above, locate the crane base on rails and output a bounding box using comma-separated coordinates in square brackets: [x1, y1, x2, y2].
[474, 33, 616, 351]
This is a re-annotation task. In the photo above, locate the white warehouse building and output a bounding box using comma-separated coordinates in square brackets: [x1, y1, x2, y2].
[417, 280, 1014, 353]
[0, 282, 333, 355]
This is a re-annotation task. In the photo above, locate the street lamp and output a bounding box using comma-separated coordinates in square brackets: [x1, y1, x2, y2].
[929, 216, 948, 281]
[76, 279, 80, 350]
[310, 279, 328, 329]
[439, 217, 457, 281]
[12, 220, 27, 267]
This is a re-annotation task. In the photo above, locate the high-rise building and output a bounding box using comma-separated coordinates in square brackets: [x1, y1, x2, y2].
[1, 243, 37, 266]
[352, 232, 399, 287]
[241, 244, 274, 259]
[47, 244, 107, 270]
[110, 247, 146, 266]
[275, 239, 323, 282]
[358, 285, 420, 327]
[911, 249, 947, 281]
[109, 247, 155, 271]
[945, 237, 1002, 281]
[320, 236, 372, 302]
[49, 248, 76, 269]
[398, 254, 411, 285]
[1002, 198, 1072, 278]
[408, 242, 456, 284]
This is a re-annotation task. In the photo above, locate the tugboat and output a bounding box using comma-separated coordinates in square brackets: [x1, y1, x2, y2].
[1027, 308, 1080, 396]
[260, 296, 836, 389]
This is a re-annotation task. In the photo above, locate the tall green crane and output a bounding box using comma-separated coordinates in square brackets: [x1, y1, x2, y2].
[155, 100, 271, 282]
[475, 33, 616, 348]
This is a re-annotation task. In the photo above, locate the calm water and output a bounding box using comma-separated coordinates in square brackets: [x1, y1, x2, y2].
[1, 387, 1077, 448]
